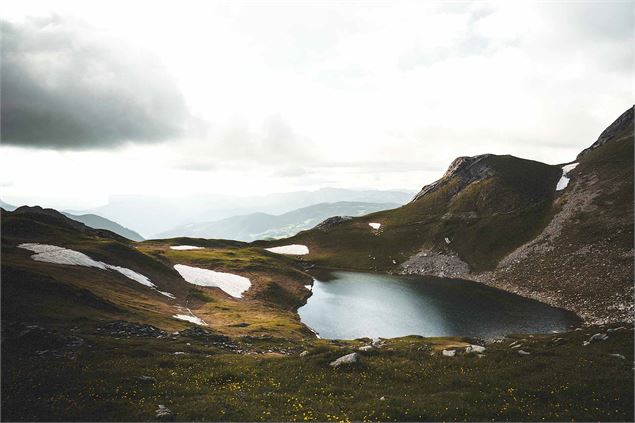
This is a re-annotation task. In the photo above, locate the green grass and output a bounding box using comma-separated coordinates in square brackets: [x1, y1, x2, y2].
[259, 154, 562, 272]
[2, 324, 633, 421]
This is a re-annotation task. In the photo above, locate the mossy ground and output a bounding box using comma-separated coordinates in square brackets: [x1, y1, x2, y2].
[2, 324, 633, 422]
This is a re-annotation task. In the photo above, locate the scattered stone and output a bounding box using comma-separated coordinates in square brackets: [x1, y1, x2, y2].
[442, 349, 456, 357]
[155, 405, 175, 421]
[135, 375, 157, 383]
[379, 396, 386, 401]
[465, 344, 486, 353]
[329, 352, 359, 367]
[98, 321, 167, 338]
[607, 327, 627, 333]
[518, 350, 531, 356]
[358, 345, 373, 352]
[584, 333, 609, 346]
[174, 352, 186, 355]
[299, 350, 309, 357]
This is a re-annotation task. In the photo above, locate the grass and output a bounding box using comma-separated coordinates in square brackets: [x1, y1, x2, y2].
[2, 324, 633, 421]
[260, 154, 563, 272]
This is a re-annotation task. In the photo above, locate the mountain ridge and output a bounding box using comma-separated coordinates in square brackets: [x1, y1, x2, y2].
[261, 106, 634, 324]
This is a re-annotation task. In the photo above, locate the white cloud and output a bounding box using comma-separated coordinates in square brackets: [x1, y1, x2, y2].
[1, 1, 631, 206]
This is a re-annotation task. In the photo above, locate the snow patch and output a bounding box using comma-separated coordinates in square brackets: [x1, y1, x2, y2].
[174, 264, 251, 298]
[556, 162, 579, 191]
[159, 291, 176, 299]
[18, 243, 175, 298]
[368, 222, 381, 230]
[173, 314, 207, 326]
[305, 285, 312, 291]
[108, 265, 154, 287]
[170, 245, 204, 250]
[265, 244, 309, 255]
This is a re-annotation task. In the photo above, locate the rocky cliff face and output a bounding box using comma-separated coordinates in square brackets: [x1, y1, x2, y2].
[578, 106, 634, 159]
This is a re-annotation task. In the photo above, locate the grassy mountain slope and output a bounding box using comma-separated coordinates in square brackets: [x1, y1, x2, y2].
[476, 106, 634, 324]
[1, 207, 312, 338]
[158, 201, 400, 241]
[259, 107, 634, 324]
[263, 154, 561, 272]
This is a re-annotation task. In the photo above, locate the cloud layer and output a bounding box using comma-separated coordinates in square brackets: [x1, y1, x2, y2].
[1, 16, 189, 149]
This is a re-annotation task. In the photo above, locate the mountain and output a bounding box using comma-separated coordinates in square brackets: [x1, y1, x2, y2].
[62, 212, 144, 241]
[73, 188, 415, 237]
[1, 199, 143, 241]
[158, 201, 400, 241]
[1, 205, 312, 336]
[260, 106, 634, 324]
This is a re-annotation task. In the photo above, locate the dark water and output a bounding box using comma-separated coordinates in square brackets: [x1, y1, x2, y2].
[298, 271, 580, 340]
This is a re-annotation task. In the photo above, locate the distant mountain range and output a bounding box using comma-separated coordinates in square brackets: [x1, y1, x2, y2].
[157, 201, 400, 241]
[68, 187, 416, 237]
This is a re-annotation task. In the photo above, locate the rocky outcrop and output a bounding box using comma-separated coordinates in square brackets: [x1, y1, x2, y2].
[314, 216, 353, 231]
[411, 154, 495, 202]
[578, 106, 633, 159]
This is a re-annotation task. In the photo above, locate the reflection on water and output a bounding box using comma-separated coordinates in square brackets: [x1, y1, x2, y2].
[298, 270, 580, 340]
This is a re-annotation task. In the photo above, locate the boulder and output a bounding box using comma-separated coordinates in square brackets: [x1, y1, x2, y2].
[442, 349, 456, 357]
[329, 352, 359, 367]
[518, 350, 531, 356]
[155, 405, 175, 421]
[358, 345, 373, 352]
[465, 344, 486, 353]
[299, 350, 309, 357]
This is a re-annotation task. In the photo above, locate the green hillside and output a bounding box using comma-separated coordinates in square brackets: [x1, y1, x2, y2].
[263, 155, 561, 271]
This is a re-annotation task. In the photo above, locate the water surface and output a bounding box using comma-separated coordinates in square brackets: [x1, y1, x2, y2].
[298, 270, 580, 339]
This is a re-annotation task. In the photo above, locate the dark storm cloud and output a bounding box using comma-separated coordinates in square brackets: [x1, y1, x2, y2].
[1, 17, 190, 150]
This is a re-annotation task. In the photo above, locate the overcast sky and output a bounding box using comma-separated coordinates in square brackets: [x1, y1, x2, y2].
[1, 0, 632, 209]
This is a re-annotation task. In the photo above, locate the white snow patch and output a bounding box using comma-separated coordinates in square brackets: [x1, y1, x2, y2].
[368, 222, 381, 230]
[265, 244, 309, 255]
[556, 162, 579, 191]
[159, 291, 176, 299]
[170, 245, 204, 250]
[17, 243, 176, 298]
[18, 243, 107, 269]
[172, 314, 207, 326]
[174, 264, 251, 298]
[305, 285, 312, 291]
[108, 265, 155, 287]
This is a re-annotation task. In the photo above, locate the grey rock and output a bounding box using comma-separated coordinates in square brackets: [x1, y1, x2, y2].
[465, 344, 486, 353]
[155, 405, 175, 421]
[518, 350, 531, 356]
[299, 350, 309, 357]
[329, 352, 359, 367]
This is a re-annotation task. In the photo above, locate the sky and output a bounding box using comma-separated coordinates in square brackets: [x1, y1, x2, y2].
[1, 0, 633, 210]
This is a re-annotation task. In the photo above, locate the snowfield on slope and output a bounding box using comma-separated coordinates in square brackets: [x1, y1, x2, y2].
[556, 163, 579, 191]
[18, 243, 175, 298]
[172, 314, 207, 325]
[173, 264, 251, 298]
[265, 244, 309, 255]
[369, 222, 381, 230]
[170, 245, 204, 250]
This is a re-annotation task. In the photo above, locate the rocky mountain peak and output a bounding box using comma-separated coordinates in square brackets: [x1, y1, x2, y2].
[411, 154, 495, 202]
[578, 106, 634, 159]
